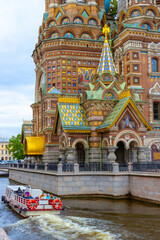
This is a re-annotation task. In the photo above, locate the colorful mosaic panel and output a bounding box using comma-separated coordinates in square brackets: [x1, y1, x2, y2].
[119, 114, 136, 130]
[146, 10, 155, 17]
[142, 23, 151, 30]
[102, 75, 111, 81]
[65, 32, 74, 38]
[51, 32, 59, 38]
[152, 144, 160, 161]
[88, 19, 97, 26]
[99, 36, 105, 41]
[114, 76, 119, 81]
[102, 98, 128, 127]
[104, 92, 115, 100]
[73, 18, 83, 24]
[131, 10, 141, 17]
[49, 21, 56, 27]
[59, 104, 89, 127]
[97, 42, 117, 74]
[62, 18, 70, 25]
[56, 11, 62, 20]
[82, 10, 89, 19]
[81, 33, 91, 40]
[78, 67, 96, 86]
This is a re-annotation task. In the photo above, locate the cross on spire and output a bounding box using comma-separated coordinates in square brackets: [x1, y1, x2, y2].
[103, 24, 110, 43]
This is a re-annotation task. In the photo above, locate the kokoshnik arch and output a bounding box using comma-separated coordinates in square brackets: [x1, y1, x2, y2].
[21, 0, 160, 165]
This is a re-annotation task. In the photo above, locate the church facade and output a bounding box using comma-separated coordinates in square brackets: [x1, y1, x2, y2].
[22, 0, 160, 165]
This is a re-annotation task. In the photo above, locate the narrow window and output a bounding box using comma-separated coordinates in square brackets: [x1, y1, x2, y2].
[152, 58, 158, 72]
[153, 102, 159, 120]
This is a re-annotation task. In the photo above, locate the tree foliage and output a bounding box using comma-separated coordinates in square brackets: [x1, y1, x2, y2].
[6, 134, 24, 160]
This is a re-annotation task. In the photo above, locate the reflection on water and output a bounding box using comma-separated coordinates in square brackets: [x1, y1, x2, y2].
[1, 178, 160, 240]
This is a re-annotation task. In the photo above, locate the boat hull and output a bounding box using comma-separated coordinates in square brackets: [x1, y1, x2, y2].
[8, 202, 60, 218]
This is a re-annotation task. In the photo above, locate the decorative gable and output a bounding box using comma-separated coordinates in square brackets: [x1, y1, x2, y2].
[82, 10, 89, 19]
[79, 6, 91, 19]
[149, 83, 160, 96]
[54, 6, 65, 20]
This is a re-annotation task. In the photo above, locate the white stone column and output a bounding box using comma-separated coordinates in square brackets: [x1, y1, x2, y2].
[107, 147, 117, 163]
[138, 147, 147, 163]
[74, 163, 79, 173]
[66, 148, 75, 163]
[57, 163, 62, 173]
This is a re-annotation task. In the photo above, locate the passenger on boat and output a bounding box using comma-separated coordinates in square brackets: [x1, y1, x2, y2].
[50, 194, 54, 200]
[16, 187, 23, 196]
[28, 194, 33, 199]
[25, 186, 30, 198]
[40, 193, 45, 199]
[46, 194, 50, 199]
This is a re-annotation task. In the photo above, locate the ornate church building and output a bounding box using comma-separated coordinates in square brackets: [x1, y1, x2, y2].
[21, 0, 160, 165]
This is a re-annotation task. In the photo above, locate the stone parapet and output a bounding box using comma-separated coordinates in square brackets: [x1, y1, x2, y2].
[0, 228, 10, 240]
[9, 168, 160, 204]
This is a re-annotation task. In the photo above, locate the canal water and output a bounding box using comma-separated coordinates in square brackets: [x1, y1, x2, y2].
[0, 177, 160, 240]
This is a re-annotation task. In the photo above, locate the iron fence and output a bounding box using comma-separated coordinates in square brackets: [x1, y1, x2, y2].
[119, 163, 128, 172]
[133, 162, 160, 172]
[62, 163, 74, 172]
[47, 163, 57, 171]
[79, 163, 113, 172]
[37, 164, 45, 171]
[29, 164, 35, 170]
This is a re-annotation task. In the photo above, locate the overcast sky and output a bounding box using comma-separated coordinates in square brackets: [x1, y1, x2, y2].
[0, 0, 44, 138]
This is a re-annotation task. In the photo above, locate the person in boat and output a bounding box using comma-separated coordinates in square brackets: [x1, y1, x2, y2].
[16, 187, 22, 196]
[28, 194, 33, 199]
[46, 194, 50, 199]
[25, 186, 30, 198]
[40, 193, 45, 199]
[50, 194, 54, 200]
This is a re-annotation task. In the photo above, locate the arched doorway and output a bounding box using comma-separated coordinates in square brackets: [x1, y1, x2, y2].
[75, 143, 85, 164]
[115, 141, 125, 163]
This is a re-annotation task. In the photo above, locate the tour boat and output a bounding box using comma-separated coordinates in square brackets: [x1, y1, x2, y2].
[2, 185, 63, 218]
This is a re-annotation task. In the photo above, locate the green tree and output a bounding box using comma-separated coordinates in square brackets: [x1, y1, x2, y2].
[6, 134, 24, 160]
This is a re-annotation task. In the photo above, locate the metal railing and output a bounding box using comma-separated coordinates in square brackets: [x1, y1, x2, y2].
[9, 162, 160, 173]
[119, 163, 128, 172]
[133, 162, 160, 172]
[62, 163, 74, 172]
[79, 163, 113, 172]
[47, 163, 57, 171]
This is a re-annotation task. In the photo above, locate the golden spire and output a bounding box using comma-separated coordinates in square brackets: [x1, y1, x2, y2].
[103, 24, 110, 43]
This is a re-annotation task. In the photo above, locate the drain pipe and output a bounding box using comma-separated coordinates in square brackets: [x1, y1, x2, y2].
[87, 134, 89, 166]
[100, 133, 102, 171]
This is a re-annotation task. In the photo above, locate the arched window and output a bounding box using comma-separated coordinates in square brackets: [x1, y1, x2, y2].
[64, 32, 74, 38]
[73, 18, 83, 24]
[81, 33, 91, 40]
[119, 61, 122, 75]
[51, 32, 59, 38]
[152, 58, 158, 72]
[62, 18, 70, 25]
[142, 23, 151, 30]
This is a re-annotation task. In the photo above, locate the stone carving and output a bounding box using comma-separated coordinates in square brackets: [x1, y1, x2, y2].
[149, 83, 160, 95]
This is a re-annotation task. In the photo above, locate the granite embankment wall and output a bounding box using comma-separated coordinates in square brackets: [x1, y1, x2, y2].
[9, 168, 160, 204]
[0, 228, 10, 240]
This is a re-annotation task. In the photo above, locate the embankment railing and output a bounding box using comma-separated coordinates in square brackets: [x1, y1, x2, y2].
[9, 162, 160, 173]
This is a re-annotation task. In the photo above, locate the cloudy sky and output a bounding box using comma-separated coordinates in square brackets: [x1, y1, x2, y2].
[0, 0, 44, 138]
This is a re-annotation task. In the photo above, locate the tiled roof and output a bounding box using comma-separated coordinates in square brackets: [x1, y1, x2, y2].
[97, 41, 117, 74]
[99, 97, 129, 130]
[58, 103, 90, 131]
[48, 87, 61, 94]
